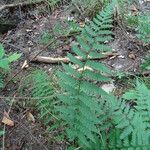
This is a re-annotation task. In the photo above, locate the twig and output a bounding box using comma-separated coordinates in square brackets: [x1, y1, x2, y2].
[0, 95, 54, 100]
[0, 0, 44, 11]
[2, 125, 5, 150]
[30, 52, 119, 64]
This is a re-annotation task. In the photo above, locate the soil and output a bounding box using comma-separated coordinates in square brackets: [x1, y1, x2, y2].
[0, 0, 150, 149]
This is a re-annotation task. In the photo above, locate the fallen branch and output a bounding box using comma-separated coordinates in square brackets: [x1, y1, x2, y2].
[0, 0, 44, 11]
[30, 52, 119, 64]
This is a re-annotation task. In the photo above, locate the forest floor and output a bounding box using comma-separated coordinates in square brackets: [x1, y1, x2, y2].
[0, 0, 150, 149]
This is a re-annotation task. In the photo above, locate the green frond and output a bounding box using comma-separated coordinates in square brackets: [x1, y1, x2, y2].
[86, 61, 111, 73]
[67, 53, 84, 67]
[72, 45, 87, 59]
[28, 70, 59, 133]
[84, 70, 111, 82]
[93, 43, 112, 51]
[105, 81, 150, 149]
[137, 13, 150, 43]
[57, 1, 115, 147]
[88, 51, 104, 58]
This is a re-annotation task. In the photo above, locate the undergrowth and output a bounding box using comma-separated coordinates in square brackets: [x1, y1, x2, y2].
[137, 13, 150, 44]
[71, 0, 110, 18]
[17, 0, 150, 149]
[137, 14, 150, 71]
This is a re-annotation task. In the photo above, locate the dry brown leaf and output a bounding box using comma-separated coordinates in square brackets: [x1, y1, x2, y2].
[79, 22, 85, 28]
[2, 111, 14, 126]
[21, 60, 29, 69]
[128, 53, 136, 60]
[130, 5, 138, 11]
[27, 112, 35, 123]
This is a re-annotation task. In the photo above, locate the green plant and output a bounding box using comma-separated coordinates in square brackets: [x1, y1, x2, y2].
[0, 129, 4, 137]
[0, 44, 21, 88]
[126, 14, 139, 27]
[57, 1, 115, 148]
[55, 1, 150, 148]
[141, 51, 150, 70]
[0, 44, 21, 70]
[30, 0, 62, 10]
[71, 0, 110, 18]
[40, 31, 53, 44]
[29, 70, 59, 131]
[120, 81, 150, 146]
[85, 80, 150, 149]
[137, 13, 150, 43]
[45, 0, 62, 10]
[66, 20, 82, 35]
[53, 20, 82, 37]
[136, 13, 150, 71]
[116, 0, 140, 28]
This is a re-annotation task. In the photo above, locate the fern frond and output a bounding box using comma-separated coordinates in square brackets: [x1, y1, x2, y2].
[57, 1, 115, 147]
[86, 92, 150, 149]
[30, 70, 59, 132]
[110, 81, 150, 149]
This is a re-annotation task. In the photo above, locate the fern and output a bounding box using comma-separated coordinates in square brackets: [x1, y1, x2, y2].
[57, 1, 115, 147]
[141, 53, 150, 70]
[111, 81, 150, 149]
[98, 82, 150, 149]
[137, 13, 150, 44]
[137, 13, 150, 70]
[85, 89, 150, 149]
[30, 70, 59, 132]
[21, 1, 150, 149]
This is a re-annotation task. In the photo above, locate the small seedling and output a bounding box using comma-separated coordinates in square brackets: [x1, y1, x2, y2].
[0, 43, 21, 88]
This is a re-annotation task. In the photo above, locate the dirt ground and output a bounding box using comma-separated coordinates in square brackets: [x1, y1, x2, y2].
[0, 0, 150, 149]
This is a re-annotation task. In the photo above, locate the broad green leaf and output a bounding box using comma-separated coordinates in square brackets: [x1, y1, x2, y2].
[8, 53, 21, 62]
[0, 58, 9, 70]
[145, 66, 150, 70]
[0, 130, 4, 136]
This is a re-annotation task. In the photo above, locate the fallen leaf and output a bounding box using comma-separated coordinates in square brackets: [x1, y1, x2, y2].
[2, 111, 14, 126]
[130, 5, 138, 11]
[79, 22, 85, 28]
[101, 83, 115, 93]
[27, 112, 35, 123]
[63, 45, 71, 51]
[128, 53, 136, 60]
[21, 60, 29, 69]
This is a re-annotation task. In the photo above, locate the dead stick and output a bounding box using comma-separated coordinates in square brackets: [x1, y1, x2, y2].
[30, 52, 119, 64]
[0, 0, 44, 11]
